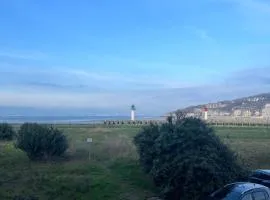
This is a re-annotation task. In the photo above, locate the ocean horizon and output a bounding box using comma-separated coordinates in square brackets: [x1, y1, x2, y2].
[0, 115, 162, 124]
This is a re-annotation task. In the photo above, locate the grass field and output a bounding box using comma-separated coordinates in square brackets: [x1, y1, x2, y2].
[1, 125, 270, 200]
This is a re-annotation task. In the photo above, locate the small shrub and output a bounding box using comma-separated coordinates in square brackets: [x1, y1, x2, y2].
[16, 123, 68, 161]
[134, 117, 248, 200]
[0, 123, 15, 140]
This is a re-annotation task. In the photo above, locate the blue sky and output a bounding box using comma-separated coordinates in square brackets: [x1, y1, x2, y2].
[0, 0, 270, 115]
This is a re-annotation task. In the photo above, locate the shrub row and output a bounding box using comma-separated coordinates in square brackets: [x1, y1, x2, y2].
[0, 123, 68, 161]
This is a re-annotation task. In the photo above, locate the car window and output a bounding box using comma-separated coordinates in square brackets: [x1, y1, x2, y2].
[211, 185, 241, 200]
[252, 172, 270, 180]
[253, 191, 267, 200]
[252, 173, 265, 179]
[261, 174, 270, 180]
[242, 194, 253, 200]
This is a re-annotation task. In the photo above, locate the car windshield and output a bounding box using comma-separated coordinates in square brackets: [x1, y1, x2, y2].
[211, 185, 242, 200]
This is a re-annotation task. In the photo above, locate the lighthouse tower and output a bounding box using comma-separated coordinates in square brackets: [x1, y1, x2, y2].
[131, 105, 136, 121]
[203, 107, 208, 121]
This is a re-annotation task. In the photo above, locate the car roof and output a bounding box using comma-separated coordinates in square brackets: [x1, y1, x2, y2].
[253, 169, 270, 175]
[224, 182, 266, 194]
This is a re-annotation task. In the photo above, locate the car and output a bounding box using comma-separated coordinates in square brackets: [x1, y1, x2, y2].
[209, 182, 270, 200]
[249, 170, 270, 188]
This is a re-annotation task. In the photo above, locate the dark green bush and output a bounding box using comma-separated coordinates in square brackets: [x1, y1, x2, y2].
[0, 123, 15, 140]
[134, 123, 160, 173]
[134, 117, 247, 200]
[16, 123, 68, 161]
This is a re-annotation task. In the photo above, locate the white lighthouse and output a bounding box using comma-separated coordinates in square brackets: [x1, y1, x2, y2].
[203, 107, 208, 121]
[131, 104, 136, 121]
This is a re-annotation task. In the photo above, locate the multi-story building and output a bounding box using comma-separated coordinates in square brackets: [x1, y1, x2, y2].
[233, 109, 242, 117]
[262, 104, 270, 118]
[242, 110, 252, 117]
[254, 111, 261, 116]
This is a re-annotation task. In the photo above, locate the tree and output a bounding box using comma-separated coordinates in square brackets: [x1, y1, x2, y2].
[16, 123, 68, 161]
[0, 123, 16, 140]
[174, 110, 187, 121]
[134, 117, 247, 200]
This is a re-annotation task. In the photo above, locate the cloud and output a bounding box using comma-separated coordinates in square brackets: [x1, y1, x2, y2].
[1, 65, 269, 115]
[194, 28, 212, 41]
[0, 65, 208, 114]
[0, 50, 47, 60]
[0, 91, 129, 108]
[184, 26, 214, 41]
[67, 69, 185, 88]
[227, 66, 270, 86]
[0, 65, 198, 91]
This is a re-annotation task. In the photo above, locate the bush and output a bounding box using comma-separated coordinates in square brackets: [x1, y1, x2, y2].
[16, 123, 68, 161]
[134, 123, 160, 173]
[134, 117, 247, 200]
[0, 123, 15, 140]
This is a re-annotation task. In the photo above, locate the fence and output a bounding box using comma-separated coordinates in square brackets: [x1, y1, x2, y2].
[54, 119, 270, 128]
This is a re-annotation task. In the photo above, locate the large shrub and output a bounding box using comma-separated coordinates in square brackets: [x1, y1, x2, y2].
[0, 123, 15, 140]
[16, 123, 68, 160]
[134, 117, 247, 200]
[134, 123, 160, 173]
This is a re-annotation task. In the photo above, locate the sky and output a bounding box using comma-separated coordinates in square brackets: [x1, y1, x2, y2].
[0, 0, 270, 115]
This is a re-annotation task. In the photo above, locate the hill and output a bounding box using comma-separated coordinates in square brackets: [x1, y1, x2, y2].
[177, 93, 270, 117]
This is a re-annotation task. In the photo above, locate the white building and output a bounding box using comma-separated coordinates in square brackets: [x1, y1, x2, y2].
[242, 110, 252, 117]
[233, 109, 242, 117]
[131, 105, 136, 121]
[262, 104, 270, 118]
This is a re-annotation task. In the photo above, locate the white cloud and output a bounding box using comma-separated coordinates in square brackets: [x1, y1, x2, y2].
[0, 91, 130, 108]
[194, 28, 213, 41]
[0, 65, 199, 90]
[0, 50, 47, 60]
[66, 69, 185, 88]
[184, 26, 214, 41]
[1, 66, 269, 114]
[1, 64, 269, 115]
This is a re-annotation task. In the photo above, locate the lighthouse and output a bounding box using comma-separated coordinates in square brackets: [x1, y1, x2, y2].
[203, 107, 208, 121]
[131, 105, 136, 121]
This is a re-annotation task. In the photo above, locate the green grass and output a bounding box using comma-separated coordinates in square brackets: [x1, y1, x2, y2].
[216, 127, 270, 169]
[1, 126, 270, 199]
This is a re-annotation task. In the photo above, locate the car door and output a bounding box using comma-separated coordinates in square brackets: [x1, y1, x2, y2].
[241, 193, 253, 200]
[252, 190, 270, 200]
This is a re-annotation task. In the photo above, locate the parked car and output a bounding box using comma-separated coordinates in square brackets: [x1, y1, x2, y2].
[249, 170, 270, 188]
[209, 182, 270, 200]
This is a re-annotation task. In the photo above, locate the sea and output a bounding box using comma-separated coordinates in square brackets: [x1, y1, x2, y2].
[0, 115, 162, 124]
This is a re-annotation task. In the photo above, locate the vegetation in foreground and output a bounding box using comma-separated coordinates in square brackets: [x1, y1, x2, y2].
[16, 123, 68, 161]
[0, 124, 270, 199]
[134, 117, 247, 200]
[0, 123, 15, 141]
